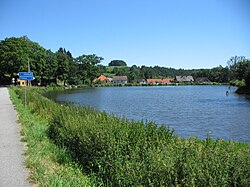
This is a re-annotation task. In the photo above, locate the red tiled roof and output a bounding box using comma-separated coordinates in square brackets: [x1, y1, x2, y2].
[98, 75, 107, 81]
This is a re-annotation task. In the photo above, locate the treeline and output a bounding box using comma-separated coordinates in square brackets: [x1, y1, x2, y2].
[0, 36, 103, 86]
[100, 65, 231, 83]
[1, 36, 250, 88]
[101, 59, 250, 85]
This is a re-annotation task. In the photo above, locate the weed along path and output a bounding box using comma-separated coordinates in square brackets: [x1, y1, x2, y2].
[0, 87, 31, 187]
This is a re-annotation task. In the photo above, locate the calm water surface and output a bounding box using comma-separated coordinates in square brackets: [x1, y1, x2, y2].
[46, 86, 250, 143]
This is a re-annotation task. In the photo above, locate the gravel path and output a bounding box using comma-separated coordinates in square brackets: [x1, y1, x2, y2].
[0, 87, 31, 187]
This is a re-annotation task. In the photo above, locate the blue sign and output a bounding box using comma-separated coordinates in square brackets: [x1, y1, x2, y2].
[19, 76, 35, 81]
[18, 72, 34, 80]
[18, 72, 33, 77]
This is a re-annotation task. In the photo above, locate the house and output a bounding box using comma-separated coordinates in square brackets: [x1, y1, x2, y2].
[175, 76, 194, 83]
[18, 80, 26, 86]
[93, 75, 112, 84]
[97, 75, 107, 81]
[147, 78, 174, 85]
[195, 77, 211, 83]
[112, 76, 128, 84]
[133, 79, 147, 84]
[106, 77, 113, 82]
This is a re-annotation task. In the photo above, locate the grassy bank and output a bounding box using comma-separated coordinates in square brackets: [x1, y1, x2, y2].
[9, 87, 97, 186]
[11, 87, 250, 186]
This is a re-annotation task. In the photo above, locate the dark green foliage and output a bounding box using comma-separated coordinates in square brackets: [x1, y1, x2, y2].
[43, 50, 58, 85]
[108, 60, 127, 66]
[76, 54, 104, 84]
[191, 66, 229, 83]
[0, 37, 104, 86]
[55, 49, 70, 85]
[232, 60, 250, 88]
[0, 36, 46, 85]
[244, 61, 250, 88]
[227, 56, 250, 92]
[14, 88, 250, 186]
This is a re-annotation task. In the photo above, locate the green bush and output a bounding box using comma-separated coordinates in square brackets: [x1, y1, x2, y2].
[14, 87, 250, 186]
[232, 79, 246, 87]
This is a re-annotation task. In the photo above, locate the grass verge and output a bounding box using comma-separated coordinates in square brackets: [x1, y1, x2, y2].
[8, 87, 98, 187]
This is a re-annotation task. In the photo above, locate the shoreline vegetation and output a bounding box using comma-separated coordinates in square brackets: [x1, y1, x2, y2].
[9, 86, 250, 186]
[53, 81, 250, 96]
[58, 81, 230, 89]
[235, 86, 250, 95]
[1, 37, 249, 92]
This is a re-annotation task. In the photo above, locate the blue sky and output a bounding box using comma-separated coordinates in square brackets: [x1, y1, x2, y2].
[1, 0, 249, 69]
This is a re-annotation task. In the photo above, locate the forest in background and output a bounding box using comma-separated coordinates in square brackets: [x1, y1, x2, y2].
[0, 36, 250, 89]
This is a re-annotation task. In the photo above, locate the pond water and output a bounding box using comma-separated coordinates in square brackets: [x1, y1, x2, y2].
[45, 86, 250, 143]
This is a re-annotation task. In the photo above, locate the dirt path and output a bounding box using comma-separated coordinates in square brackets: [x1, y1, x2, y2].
[0, 87, 31, 187]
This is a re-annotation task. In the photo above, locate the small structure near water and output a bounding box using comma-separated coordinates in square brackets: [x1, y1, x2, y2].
[175, 76, 194, 83]
[147, 78, 174, 85]
[133, 79, 147, 84]
[195, 77, 211, 84]
[93, 75, 112, 84]
[111, 76, 128, 84]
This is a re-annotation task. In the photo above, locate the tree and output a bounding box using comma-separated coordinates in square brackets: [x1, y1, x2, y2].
[108, 60, 127, 66]
[43, 49, 58, 85]
[226, 56, 250, 90]
[96, 65, 107, 75]
[244, 60, 250, 88]
[68, 60, 81, 85]
[76, 54, 104, 84]
[140, 66, 156, 79]
[56, 48, 70, 85]
[0, 36, 46, 85]
[234, 60, 249, 80]
[227, 56, 246, 81]
[210, 66, 229, 83]
[128, 65, 141, 82]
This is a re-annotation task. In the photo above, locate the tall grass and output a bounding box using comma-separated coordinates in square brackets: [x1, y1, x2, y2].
[9, 87, 97, 186]
[13, 87, 250, 186]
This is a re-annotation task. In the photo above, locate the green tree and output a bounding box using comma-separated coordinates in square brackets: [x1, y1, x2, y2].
[56, 48, 70, 86]
[43, 49, 58, 85]
[108, 60, 127, 66]
[227, 56, 246, 81]
[0, 36, 46, 85]
[68, 58, 81, 85]
[128, 65, 141, 82]
[140, 66, 156, 79]
[210, 66, 229, 83]
[244, 60, 250, 88]
[233, 59, 250, 88]
[76, 54, 104, 84]
[96, 65, 107, 75]
[115, 69, 126, 76]
[234, 60, 249, 80]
